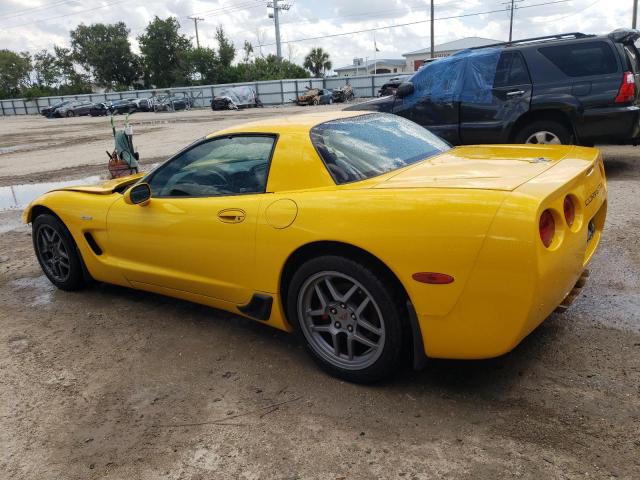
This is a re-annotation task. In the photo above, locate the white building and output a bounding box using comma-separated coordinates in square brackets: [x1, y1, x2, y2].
[402, 37, 502, 72]
[334, 58, 408, 77]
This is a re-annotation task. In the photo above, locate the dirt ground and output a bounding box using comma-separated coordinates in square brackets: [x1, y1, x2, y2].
[0, 107, 639, 479]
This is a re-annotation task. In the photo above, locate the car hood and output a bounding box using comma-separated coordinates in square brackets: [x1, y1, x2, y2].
[54, 173, 144, 194]
[372, 145, 575, 191]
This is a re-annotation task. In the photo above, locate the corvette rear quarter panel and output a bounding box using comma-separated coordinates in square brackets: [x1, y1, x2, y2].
[416, 150, 607, 359]
[254, 187, 509, 333]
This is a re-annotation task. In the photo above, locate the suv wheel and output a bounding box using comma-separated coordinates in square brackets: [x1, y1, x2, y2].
[287, 255, 405, 383]
[515, 120, 572, 145]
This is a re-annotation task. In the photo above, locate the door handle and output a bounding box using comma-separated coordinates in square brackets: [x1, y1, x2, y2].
[506, 90, 526, 97]
[217, 208, 246, 223]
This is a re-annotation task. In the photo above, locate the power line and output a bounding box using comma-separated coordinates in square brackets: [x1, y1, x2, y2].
[189, 1, 264, 19]
[0, 0, 80, 20]
[260, 0, 571, 47]
[281, 0, 461, 27]
[541, 0, 603, 22]
[2, 0, 133, 30]
[0, 0, 260, 31]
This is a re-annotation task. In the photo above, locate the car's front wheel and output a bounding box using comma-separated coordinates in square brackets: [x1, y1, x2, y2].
[287, 255, 404, 383]
[33, 214, 87, 291]
[66, 110, 75, 117]
[515, 120, 572, 145]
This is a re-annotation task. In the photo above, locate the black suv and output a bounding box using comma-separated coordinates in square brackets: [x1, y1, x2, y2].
[347, 29, 640, 145]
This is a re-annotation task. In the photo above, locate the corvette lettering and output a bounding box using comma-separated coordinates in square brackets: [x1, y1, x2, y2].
[585, 182, 603, 207]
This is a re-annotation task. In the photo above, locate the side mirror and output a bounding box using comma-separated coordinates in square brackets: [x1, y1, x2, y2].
[396, 81, 415, 98]
[124, 183, 151, 206]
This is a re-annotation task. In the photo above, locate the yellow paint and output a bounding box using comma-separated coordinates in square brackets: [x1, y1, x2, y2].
[23, 111, 607, 359]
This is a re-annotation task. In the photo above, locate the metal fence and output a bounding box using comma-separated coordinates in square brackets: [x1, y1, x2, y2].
[0, 73, 403, 116]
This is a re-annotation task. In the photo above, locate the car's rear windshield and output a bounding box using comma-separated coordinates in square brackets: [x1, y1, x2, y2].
[310, 113, 450, 184]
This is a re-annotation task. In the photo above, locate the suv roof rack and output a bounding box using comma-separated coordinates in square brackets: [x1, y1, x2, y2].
[471, 32, 596, 50]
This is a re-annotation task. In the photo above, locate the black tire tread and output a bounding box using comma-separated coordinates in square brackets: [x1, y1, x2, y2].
[32, 213, 87, 291]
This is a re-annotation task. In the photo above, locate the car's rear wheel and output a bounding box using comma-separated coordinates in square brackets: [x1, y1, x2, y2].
[287, 255, 404, 383]
[66, 110, 74, 117]
[515, 120, 572, 145]
[33, 214, 86, 291]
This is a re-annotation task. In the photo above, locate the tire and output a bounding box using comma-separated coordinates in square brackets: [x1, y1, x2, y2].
[286, 255, 405, 383]
[313, 98, 319, 106]
[514, 120, 572, 145]
[32, 214, 87, 291]
[66, 110, 75, 117]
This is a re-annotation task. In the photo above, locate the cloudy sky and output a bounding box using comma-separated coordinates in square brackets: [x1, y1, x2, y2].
[0, 0, 634, 71]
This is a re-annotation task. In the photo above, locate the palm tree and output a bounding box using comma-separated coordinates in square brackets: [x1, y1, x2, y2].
[303, 47, 332, 77]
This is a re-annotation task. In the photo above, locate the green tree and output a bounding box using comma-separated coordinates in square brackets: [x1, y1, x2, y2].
[138, 16, 192, 88]
[33, 49, 59, 86]
[70, 22, 139, 87]
[243, 40, 254, 62]
[189, 47, 219, 84]
[216, 27, 235, 68]
[303, 47, 332, 77]
[235, 54, 308, 82]
[0, 49, 31, 98]
[54, 45, 89, 88]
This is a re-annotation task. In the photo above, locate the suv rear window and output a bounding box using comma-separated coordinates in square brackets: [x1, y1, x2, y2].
[310, 113, 450, 184]
[539, 41, 617, 77]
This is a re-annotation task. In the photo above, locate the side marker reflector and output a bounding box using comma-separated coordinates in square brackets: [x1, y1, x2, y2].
[412, 272, 454, 284]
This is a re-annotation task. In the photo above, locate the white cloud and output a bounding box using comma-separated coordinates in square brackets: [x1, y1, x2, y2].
[0, 0, 633, 70]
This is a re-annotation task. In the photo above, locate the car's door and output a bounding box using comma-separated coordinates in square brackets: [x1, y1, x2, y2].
[394, 61, 462, 144]
[77, 101, 91, 115]
[106, 134, 277, 305]
[459, 51, 532, 144]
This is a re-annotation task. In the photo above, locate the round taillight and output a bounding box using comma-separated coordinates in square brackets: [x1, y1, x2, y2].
[563, 196, 575, 227]
[539, 209, 555, 248]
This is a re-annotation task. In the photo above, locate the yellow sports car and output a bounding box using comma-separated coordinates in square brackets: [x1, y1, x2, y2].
[23, 111, 607, 382]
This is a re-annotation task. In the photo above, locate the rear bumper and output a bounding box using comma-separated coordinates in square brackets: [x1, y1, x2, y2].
[577, 105, 640, 143]
[415, 154, 607, 359]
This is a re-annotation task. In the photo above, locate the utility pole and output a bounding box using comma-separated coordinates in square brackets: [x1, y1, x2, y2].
[267, 1, 290, 59]
[430, 0, 434, 59]
[188, 16, 204, 48]
[503, 0, 523, 42]
[633, 0, 638, 29]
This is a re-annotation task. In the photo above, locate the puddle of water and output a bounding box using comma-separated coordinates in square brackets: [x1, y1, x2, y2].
[11, 275, 55, 307]
[0, 175, 102, 212]
[0, 145, 30, 155]
[0, 218, 26, 234]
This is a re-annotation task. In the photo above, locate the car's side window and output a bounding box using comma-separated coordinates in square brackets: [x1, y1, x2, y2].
[494, 52, 531, 87]
[147, 135, 276, 198]
[538, 41, 618, 77]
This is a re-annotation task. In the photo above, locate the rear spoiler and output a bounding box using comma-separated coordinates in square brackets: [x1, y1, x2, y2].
[608, 28, 640, 44]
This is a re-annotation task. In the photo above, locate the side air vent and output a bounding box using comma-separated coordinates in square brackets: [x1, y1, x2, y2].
[84, 232, 103, 255]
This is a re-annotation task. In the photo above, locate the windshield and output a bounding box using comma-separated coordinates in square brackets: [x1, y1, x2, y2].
[310, 113, 450, 184]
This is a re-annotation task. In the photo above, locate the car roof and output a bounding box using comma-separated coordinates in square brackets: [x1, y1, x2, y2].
[208, 110, 370, 137]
